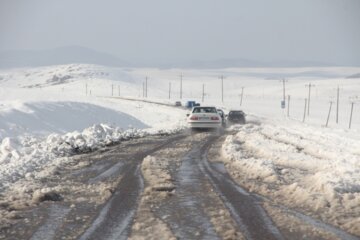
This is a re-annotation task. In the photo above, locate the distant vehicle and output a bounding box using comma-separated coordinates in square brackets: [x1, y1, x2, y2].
[187, 106, 222, 129]
[227, 110, 246, 125]
[185, 101, 196, 108]
[217, 109, 226, 126]
[175, 101, 182, 106]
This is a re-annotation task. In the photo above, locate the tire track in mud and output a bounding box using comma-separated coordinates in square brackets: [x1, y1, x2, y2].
[30, 205, 71, 240]
[79, 134, 187, 240]
[154, 143, 220, 239]
[199, 136, 284, 240]
[152, 133, 283, 240]
[3, 134, 187, 240]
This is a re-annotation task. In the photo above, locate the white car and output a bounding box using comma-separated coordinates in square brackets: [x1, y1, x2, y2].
[187, 106, 222, 129]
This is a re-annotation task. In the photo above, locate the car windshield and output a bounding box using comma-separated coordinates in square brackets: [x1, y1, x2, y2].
[193, 107, 217, 113]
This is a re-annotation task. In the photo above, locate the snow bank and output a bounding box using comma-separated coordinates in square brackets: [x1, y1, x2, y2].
[222, 120, 360, 235]
[0, 123, 184, 192]
[0, 101, 148, 138]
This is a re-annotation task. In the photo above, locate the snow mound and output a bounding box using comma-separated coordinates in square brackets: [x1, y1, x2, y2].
[0, 101, 148, 138]
[0, 123, 184, 191]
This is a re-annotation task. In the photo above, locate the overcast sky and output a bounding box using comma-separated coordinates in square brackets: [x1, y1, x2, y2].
[0, 0, 359, 66]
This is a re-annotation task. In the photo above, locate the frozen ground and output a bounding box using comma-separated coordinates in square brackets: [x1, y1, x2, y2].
[222, 118, 360, 235]
[0, 64, 359, 236]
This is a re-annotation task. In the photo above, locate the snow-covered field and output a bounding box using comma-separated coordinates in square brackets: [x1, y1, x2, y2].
[0, 64, 359, 234]
[222, 119, 360, 234]
[0, 64, 187, 194]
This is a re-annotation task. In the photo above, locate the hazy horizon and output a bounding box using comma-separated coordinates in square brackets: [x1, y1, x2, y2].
[1, 0, 359, 67]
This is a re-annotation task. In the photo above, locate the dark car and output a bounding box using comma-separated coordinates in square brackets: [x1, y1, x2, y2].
[227, 110, 246, 124]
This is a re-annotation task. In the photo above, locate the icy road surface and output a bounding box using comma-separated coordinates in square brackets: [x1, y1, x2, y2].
[1, 130, 358, 240]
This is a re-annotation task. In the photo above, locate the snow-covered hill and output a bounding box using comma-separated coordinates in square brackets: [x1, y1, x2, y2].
[0, 64, 359, 235]
[0, 46, 130, 69]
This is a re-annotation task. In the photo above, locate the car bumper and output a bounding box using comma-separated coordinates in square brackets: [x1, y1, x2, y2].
[188, 122, 221, 128]
[227, 120, 246, 125]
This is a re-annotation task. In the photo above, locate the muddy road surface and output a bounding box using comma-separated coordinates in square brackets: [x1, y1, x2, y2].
[1, 131, 358, 240]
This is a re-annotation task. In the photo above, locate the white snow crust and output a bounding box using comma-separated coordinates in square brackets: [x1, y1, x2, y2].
[222, 119, 360, 234]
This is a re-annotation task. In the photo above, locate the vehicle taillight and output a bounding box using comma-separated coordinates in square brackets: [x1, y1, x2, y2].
[190, 116, 199, 120]
[211, 116, 219, 120]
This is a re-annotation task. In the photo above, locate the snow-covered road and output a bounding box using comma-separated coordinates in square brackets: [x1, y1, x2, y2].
[2, 131, 358, 240]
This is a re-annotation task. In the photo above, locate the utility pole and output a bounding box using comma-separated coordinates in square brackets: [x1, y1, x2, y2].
[111, 84, 114, 96]
[279, 79, 288, 109]
[145, 76, 148, 98]
[280, 79, 287, 103]
[179, 73, 183, 99]
[240, 86, 244, 106]
[305, 83, 315, 116]
[303, 98, 307, 122]
[202, 83, 205, 102]
[349, 101, 355, 129]
[336, 85, 340, 124]
[219, 75, 225, 103]
[142, 82, 145, 98]
[169, 82, 171, 99]
[326, 101, 333, 127]
[287, 95, 290, 117]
